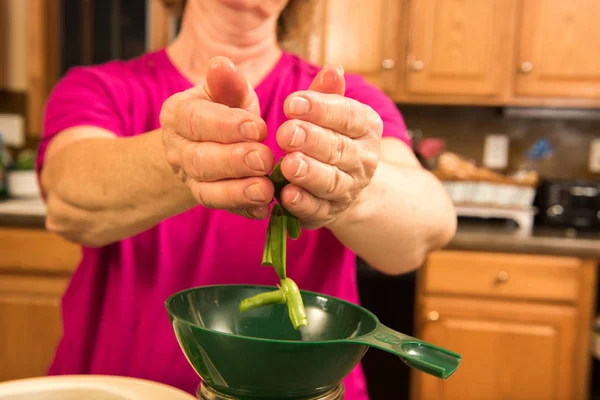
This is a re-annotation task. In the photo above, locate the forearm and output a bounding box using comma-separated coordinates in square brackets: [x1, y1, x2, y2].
[328, 161, 457, 275]
[41, 129, 196, 247]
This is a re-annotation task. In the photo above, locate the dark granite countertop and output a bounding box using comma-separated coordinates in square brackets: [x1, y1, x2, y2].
[0, 199, 46, 229]
[448, 219, 600, 259]
[0, 213, 45, 229]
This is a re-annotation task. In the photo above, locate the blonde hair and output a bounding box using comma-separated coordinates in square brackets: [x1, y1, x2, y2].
[161, 0, 316, 43]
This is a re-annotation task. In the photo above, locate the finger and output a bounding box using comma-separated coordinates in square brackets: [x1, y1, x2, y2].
[280, 184, 332, 229]
[181, 141, 274, 182]
[279, 153, 355, 201]
[229, 205, 271, 220]
[283, 91, 383, 140]
[173, 98, 267, 143]
[188, 177, 274, 209]
[204, 56, 261, 116]
[308, 64, 346, 96]
[276, 119, 361, 173]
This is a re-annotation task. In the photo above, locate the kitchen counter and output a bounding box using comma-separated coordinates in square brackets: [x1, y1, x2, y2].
[449, 219, 600, 259]
[0, 199, 46, 228]
[1, 199, 599, 259]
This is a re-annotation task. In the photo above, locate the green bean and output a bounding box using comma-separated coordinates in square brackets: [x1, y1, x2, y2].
[239, 157, 308, 330]
[239, 289, 286, 312]
[280, 278, 308, 329]
[268, 205, 287, 280]
[287, 215, 301, 240]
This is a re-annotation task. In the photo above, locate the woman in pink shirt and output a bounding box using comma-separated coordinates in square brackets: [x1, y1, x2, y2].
[37, 0, 456, 398]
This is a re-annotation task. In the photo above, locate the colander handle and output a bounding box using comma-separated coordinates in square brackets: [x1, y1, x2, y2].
[348, 324, 462, 380]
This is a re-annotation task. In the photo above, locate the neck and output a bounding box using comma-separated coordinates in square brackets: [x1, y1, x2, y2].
[166, 0, 283, 87]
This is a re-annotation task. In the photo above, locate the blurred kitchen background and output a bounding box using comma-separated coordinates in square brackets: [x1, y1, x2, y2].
[1, 0, 600, 399]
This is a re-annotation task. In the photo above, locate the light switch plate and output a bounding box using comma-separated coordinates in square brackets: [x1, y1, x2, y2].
[589, 138, 600, 173]
[0, 113, 25, 147]
[483, 134, 510, 170]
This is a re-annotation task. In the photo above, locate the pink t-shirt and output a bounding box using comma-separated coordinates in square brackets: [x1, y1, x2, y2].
[36, 49, 409, 399]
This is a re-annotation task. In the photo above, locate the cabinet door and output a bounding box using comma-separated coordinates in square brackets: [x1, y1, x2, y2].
[0, 274, 68, 381]
[515, 0, 600, 101]
[312, 0, 403, 91]
[405, 0, 516, 98]
[411, 296, 577, 400]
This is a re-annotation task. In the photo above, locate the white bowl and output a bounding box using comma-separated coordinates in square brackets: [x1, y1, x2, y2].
[7, 170, 40, 199]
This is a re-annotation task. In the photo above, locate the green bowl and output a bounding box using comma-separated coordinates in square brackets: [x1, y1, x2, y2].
[166, 284, 461, 399]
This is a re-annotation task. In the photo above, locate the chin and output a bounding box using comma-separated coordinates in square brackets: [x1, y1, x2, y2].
[217, 0, 288, 11]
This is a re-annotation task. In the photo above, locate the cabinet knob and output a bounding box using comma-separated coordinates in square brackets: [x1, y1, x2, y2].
[427, 311, 440, 321]
[411, 60, 425, 72]
[381, 59, 396, 70]
[496, 271, 509, 283]
[519, 61, 533, 73]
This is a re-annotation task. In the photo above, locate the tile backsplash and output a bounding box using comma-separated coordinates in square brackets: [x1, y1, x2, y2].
[398, 105, 600, 181]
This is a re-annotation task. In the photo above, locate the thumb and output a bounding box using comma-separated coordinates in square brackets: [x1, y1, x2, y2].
[308, 64, 346, 95]
[203, 56, 261, 116]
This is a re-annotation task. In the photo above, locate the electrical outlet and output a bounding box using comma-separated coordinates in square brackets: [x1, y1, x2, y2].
[0, 113, 24, 147]
[589, 138, 600, 173]
[483, 134, 510, 170]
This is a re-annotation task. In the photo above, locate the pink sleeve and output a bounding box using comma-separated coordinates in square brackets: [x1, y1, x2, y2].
[344, 75, 411, 147]
[36, 66, 128, 181]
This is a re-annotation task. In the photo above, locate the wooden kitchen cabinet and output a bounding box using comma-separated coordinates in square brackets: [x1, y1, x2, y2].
[0, 228, 79, 382]
[412, 250, 598, 400]
[514, 0, 600, 105]
[399, 0, 516, 102]
[0, 274, 69, 381]
[307, 0, 405, 92]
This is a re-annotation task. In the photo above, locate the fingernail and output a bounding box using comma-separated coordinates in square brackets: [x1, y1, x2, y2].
[289, 97, 310, 116]
[290, 190, 302, 205]
[247, 206, 266, 219]
[245, 183, 266, 202]
[294, 158, 307, 177]
[241, 121, 259, 141]
[290, 125, 306, 147]
[245, 151, 265, 172]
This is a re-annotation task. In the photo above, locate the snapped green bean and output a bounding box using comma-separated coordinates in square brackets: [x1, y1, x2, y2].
[239, 159, 308, 330]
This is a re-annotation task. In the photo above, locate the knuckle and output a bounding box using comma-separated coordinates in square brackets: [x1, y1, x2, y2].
[315, 199, 331, 220]
[164, 147, 180, 169]
[224, 182, 242, 207]
[186, 105, 202, 141]
[340, 99, 358, 132]
[195, 184, 215, 208]
[225, 145, 243, 177]
[328, 133, 347, 165]
[367, 107, 384, 135]
[186, 146, 207, 180]
[361, 150, 379, 179]
[159, 94, 179, 127]
[327, 167, 346, 196]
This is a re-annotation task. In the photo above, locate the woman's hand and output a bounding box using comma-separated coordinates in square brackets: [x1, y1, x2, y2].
[160, 57, 274, 220]
[276, 66, 384, 229]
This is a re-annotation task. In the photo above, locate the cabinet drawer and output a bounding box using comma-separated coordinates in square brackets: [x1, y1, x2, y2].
[423, 251, 580, 303]
[0, 228, 80, 273]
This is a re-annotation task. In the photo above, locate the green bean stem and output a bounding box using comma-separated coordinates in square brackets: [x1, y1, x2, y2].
[239, 289, 286, 312]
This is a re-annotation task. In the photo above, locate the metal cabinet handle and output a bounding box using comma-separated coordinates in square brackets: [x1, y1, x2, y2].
[496, 271, 509, 283]
[411, 59, 425, 72]
[519, 61, 533, 73]
[427, 311, 440, 321]
[381, 59, 396, 70]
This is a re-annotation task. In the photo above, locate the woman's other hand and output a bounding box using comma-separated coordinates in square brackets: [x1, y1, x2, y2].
[160, 57, 274, 220]
[276, 65, 383, 229]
